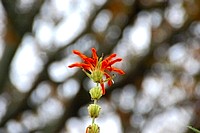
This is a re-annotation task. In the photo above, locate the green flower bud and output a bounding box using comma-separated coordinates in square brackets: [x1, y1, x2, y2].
[88, 104, 101, 118]
[91, 70, 103, 83]
[86, 123, 100, 133]
[89, 86, 102, 100]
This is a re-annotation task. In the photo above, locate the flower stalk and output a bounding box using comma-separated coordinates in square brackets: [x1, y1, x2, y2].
[68, 48, 125, 133]
[87, 84, 101, 133]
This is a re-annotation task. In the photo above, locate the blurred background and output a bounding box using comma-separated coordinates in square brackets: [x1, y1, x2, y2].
[0, 0, 200, 133]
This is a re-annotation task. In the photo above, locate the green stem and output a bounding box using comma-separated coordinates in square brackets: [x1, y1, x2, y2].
[92, 117, 95, 124]
[92, 99, 98, 124]
[94, 99, 97, 104]
[91, 83, 100, 125]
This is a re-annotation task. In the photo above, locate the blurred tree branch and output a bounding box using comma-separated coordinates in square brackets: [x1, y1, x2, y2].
[0, 0, 45, 93]
[0, 0, 45, 125]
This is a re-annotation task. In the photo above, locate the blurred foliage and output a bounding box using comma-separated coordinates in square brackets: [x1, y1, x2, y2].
[0, 0, 200, 133]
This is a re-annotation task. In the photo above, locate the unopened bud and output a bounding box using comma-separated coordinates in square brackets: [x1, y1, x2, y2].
[86, 123, 100, 133]
[91, 70, 103, 83]
[88, 104, 101, 118]
[89, 86, 102, 100]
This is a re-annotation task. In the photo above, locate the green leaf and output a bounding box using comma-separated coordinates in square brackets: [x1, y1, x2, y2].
[188, 126, 200, 133]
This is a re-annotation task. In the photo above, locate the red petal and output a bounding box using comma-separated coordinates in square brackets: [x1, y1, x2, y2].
[100, 81, 106, 95]
[68, 63, 92, 71]
[85, 57, 95, 65]
[91, 48, 98, 64]
[104, 53, 116, 61]
[101, 54, 120, 70]
[101, 60, 108, 70]
[82, 64, 93, 70]
[73, 50, 88, 60]
[108, 58, 122, 66]
[72, 50, 96, 68]
[104, 72, 113, 86]
[108, 80, 113, 86]
[68, 63, 83, 68]
[86, 127, 89, 133]
[110, 67, 125, 74]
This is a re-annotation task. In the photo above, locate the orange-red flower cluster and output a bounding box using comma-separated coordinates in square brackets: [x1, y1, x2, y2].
[68, 48, 125, 95]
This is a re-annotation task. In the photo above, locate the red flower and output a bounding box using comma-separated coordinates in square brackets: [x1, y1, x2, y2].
[68, 48, 125, 95]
